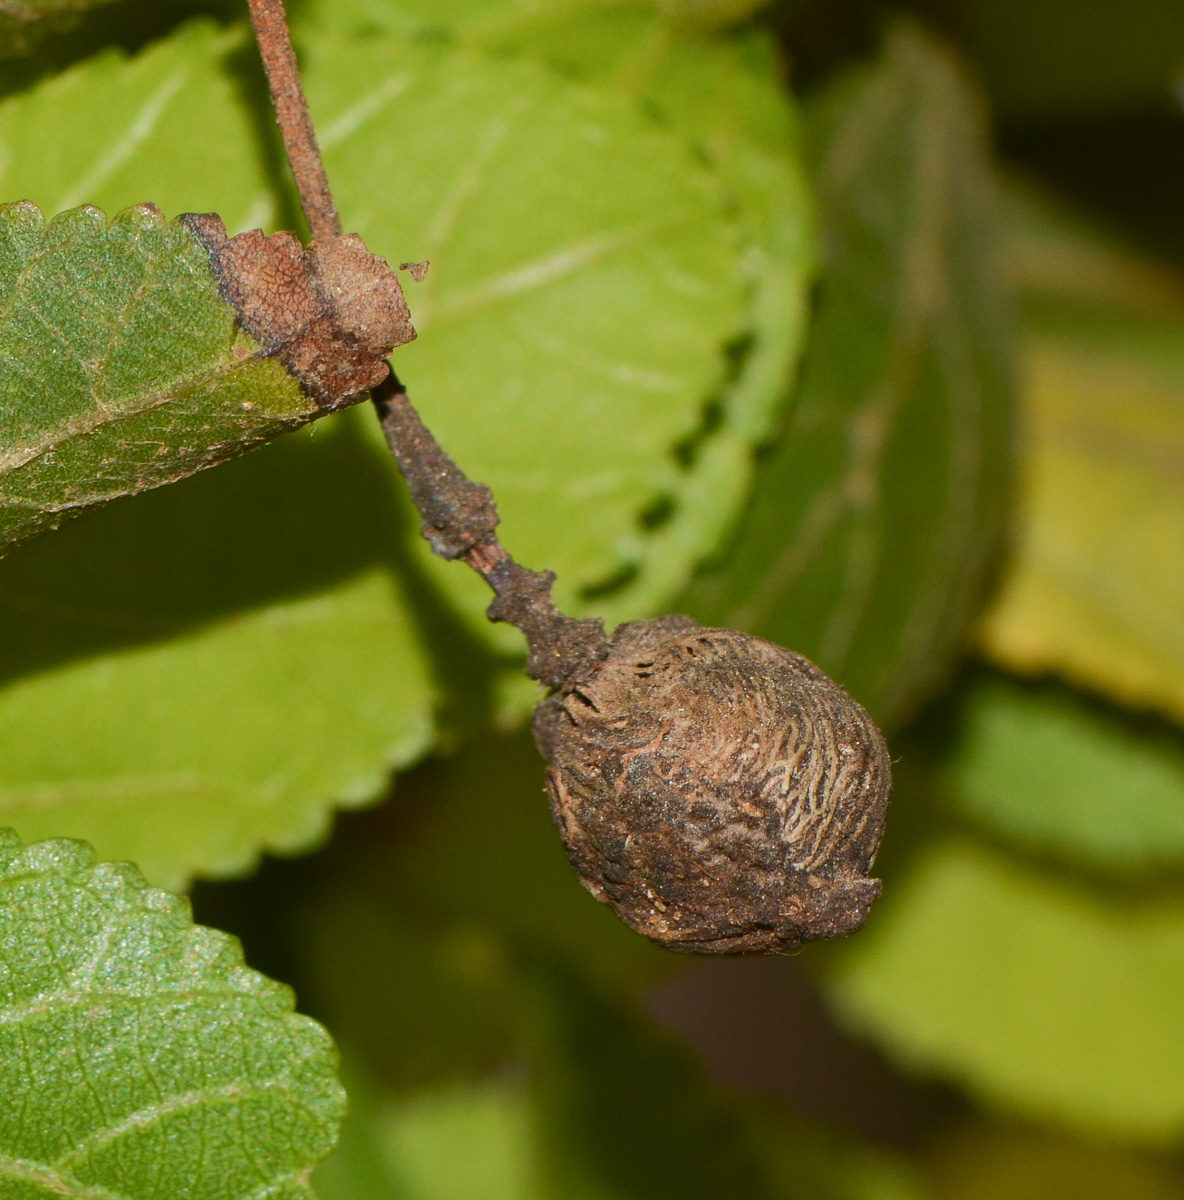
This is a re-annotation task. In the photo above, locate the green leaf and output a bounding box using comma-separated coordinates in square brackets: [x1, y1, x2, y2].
[980, 189, 1184, 725]
[0, 409, 435, 892]
[0, 0, 117, 57]
[944, 677, 1184, 872]
[0, 199, 347, 557]
[490, 14, 815, 448]
[825, 840, 1184, 1142]
[0, 22, 280, 232]
[298, 0, 812, 625]
[682, 23, 1016, 726]
[0, 827, 345, 1198]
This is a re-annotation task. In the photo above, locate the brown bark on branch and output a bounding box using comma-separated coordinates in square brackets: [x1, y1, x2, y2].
[372, 377, 610, 689]
[245, 0, 342, 242]
[242, 0, 604, 687]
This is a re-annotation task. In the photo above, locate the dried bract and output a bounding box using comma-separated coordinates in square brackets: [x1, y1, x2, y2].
[184, 214, 415, 409]
[533, 616, 891, 953]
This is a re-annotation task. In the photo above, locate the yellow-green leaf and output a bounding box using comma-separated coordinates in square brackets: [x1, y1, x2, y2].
[826, 840, 1184, 1142]
[980, 190, 1184, 723]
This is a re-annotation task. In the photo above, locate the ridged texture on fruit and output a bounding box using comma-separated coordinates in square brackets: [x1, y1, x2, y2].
[534, 616, 891, 953]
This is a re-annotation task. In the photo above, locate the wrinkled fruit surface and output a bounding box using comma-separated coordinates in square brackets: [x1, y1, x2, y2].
[533, 616, 891, 953]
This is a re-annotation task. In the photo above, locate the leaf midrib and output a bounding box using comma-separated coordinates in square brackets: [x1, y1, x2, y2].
[0, 350, 270, 483]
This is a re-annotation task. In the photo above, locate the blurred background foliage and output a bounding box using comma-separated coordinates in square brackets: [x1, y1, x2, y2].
[2, 0, 1184, 1195]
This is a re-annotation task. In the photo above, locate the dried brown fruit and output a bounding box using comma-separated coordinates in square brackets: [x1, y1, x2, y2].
[236, 0, 893, 958]
[533, 616, 891, 953]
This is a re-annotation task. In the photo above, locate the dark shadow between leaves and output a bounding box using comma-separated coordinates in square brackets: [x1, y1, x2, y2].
[0, 402, 507, 735]
[0, 412, 403, 687]
[0, 0, 244, 104]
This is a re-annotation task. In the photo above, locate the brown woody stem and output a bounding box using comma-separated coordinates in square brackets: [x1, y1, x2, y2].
[245, 0, 605, 688]
[245, 0, 342, 242]
[372, 377, 609, 690]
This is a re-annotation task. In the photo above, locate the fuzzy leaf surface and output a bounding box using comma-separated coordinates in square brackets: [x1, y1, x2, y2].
[0, 829, 345, 1198]
[827, 840, 1184, 1142]
[0, 199, 345, 557]
[682, 25, 1015, 725]
[944, 677, 1184, 872]
[980, 192, 1184, 724]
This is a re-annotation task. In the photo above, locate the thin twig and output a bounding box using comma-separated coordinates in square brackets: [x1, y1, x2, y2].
[244, 1, 606, 687]
[245, 0, 342, 242]
[372, 378, 609, 689]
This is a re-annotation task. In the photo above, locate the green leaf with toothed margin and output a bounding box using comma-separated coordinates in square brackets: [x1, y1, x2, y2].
[0, 198, 346, 557]
[0, 0, 117, 57]
[303, 31, 751, 644]
[0, 410, 436, 892]
[0, 22, 281, 233]
[682, 24, 1017, 727]
[300, 0, 814, 635]
[0, 827, 346, 1199]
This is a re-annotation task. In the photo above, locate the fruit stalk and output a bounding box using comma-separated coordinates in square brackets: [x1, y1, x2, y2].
[243, 0, 892, 956]
[371, 378, 610, 687]
[242, 0, 608, 686]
